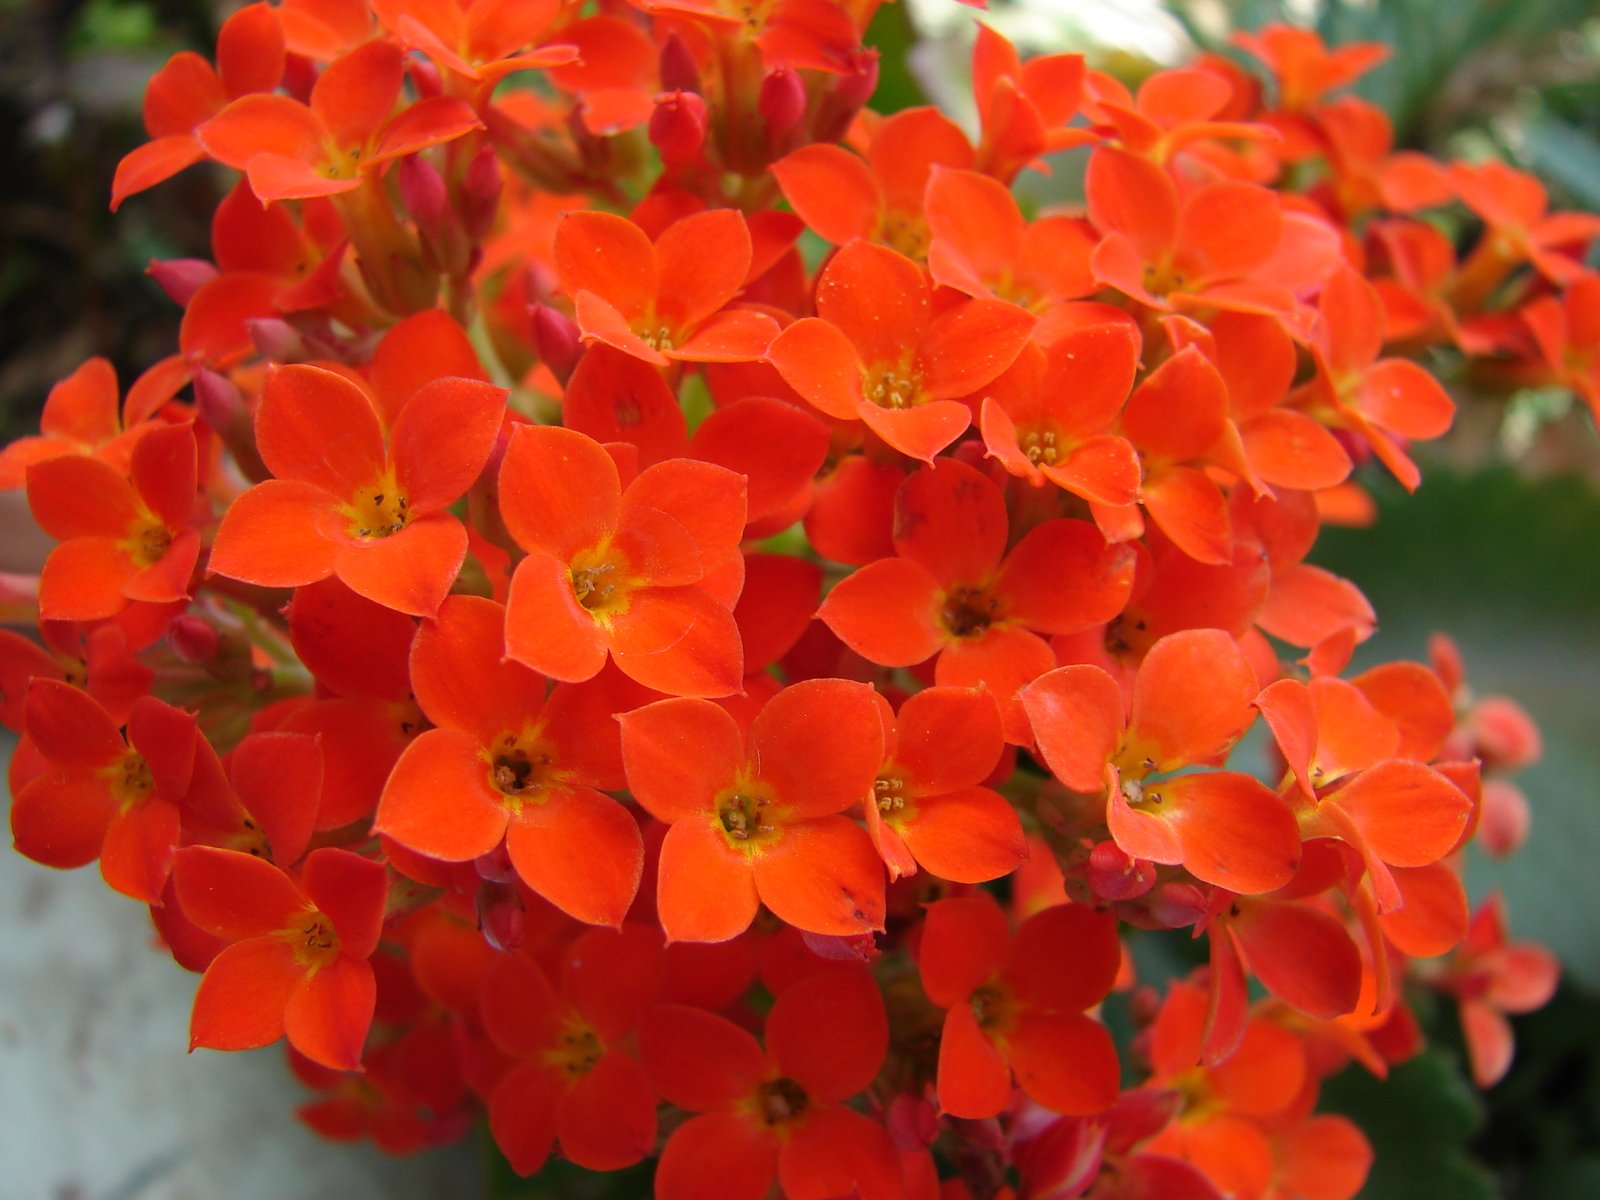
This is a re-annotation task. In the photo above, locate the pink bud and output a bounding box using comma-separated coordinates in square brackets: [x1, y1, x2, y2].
[477, 880, 525, 952]
[524, 261, 558, 304]
[193, 368, 246, 434]
[459, 146, 503, 240]
[407, 54, 442, 100]
[799, 928, 878, 962]
[759, 66, 807, 143]
[659, 33, 700, 93]
[166, 614, 219, 664]
[399, 154, 448, 226]
[1147, 881, 1207, 928]
[474, 844, 517, 883]
[146, 258, 217, 307]
[247, 316, 307, 363]
[1468, 696, 1543, 769]
[650, 90, 709, 165]
[1086, 840, 1156, 901]
[885, 1092, 940, 1150]
[1478, 778, 1531, 857]
[529, 302, 582, 384]
[813, 48, 880, 143]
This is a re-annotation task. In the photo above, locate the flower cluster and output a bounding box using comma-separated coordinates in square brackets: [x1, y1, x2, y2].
[2, 4, 1580, 1197]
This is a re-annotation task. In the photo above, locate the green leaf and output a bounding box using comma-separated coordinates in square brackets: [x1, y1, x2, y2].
[1321, 1049, 1497, 1200]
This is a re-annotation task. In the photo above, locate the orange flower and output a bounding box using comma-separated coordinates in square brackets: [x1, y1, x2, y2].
[773, 107, 974, 257]
[1086, 147, 1339, 320]
[373, 595, 644, 927]
[639, 969, 902, 1200]
[498, 424, 747, 697]
[197, 39, 483, 202]
[27, 422, 200, 621]
[863, 685, 1023, 883]
[209, 364, 507, 616]
[1298, 264, 1455, 492]
[0, 358, 142, 489]
[110, 3, 285, 209]
[766, 239, 1035, 460]
[920, 892, 1121, 1118]
[978, 324, 1141, 508]
[618, 678, 886, 941]
[12, 680, 198, 903]
[174, 844, 388, 1071]
[820, 459, 1134, 740]
[371, 0, 577, 94]
[554, 208, 779, 366]
[481, 926, 663, 1173]
[1022, 629, 1301, 896]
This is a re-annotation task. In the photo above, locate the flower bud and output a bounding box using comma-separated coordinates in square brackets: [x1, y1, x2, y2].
[247, 317, 308, 364]
[659, 32, 700, 93]
[146, 258, 217, 307]
[812, 48, 880, 143]
[530, 302, 582, 384]
[459, 145, 504, 240]
[399, 153, 448, 228]
[166, 614, 220, 664]
[477, 879, 525, 952]
[650, 90, 709, 166]
[193, 368, 245, 434]
[1478, 778, 1531, 857]
[1085, 839, 1156, 901]
[407, 53, 442, 100]
[799, 928, 878, 962]
[475, 843, 517, 883]
[759, 66, 807, 145]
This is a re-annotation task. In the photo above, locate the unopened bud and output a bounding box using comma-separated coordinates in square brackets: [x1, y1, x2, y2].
[407, 54, 442, 100]
[193, 368, 246, 434]
[1147, 880, 1207, 929]
[474, 843, 517, 883]
[167, 614, 220, 664]
[477, 880, 525, 952]
[650, 90, 709, 165]
[530, 302, 582, 384]
[146, 258, 217, 307]
[885, 1092, 940, 1150]
[247, 317, 308, 364]
[459, 146, 504, 240]
[1086, 839, 1156, 901]
[195, 367, 269, 482]
[399, 154, 448, 227]
[799, 928, 878, 962]
[759, 66, 807, 144]
[659, 33, 701, 93]
[813, 48, 879, 143]
[1478, 778, 1531, 857]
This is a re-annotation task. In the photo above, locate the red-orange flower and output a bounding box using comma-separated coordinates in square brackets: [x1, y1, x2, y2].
[12, 680, 197, 903]
[373, 595, 644, 927]
[863, 686, 1023, 883]
[766, 239, 1035, 460]
[618, 678, 886, 941]
[27, 422, 200, 621]
[820, 459, 1134, 740]
[554, 208, 778, 366]
[208, 364, 506, 616]
[1022, 629, 1301, 895]
[920, 891, 1121, 1118]
[197, 39, 483, 202]
[480, 926, 663, 1173]
[499, 424, 747, 697]
[174, 844, 387, 1070]
[640, 968, 902, 1200]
